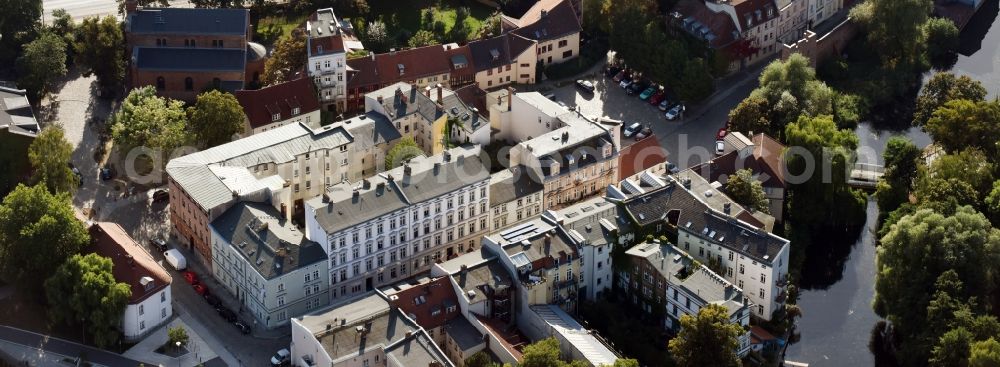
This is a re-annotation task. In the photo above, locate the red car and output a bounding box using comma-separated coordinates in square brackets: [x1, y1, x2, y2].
[192, 284, 208, 296]
[182, 270, 199, 285]
[716, 127, 728, 140]
[649, 91, 665, 105]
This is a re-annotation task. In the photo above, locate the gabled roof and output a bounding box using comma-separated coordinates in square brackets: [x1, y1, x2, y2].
[235, 77, 320, 129]
[210, 202, 327, 280]
[445, 44, 476, 79]
[689, 132, 787, 188]
[0, 86, 39, 137]
[133, 47, 246, 72]
[127, 8, 248, 35]
[346, 53, 379, 88]
[673, 0, 739, 48]
[89, 222, 171, 304]
[490, 167, 544, 205]
[467, 34, 535, 72]
[374, 45, 452, 84]
[731, 0, 779, 31]
[509, 0, 582, 42]
[309, 35, 346, 56]
[384, 276, 460, 330]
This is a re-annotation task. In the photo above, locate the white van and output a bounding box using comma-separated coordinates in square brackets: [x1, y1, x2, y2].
[163, 249, 187, 270]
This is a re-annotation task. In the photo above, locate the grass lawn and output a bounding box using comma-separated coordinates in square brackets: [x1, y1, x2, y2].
[254, 13, 309, 45]
[365, 0, 495, 44]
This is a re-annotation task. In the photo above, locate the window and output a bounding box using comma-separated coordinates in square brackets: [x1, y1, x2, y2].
[558, 40, 568, 47]
[184, 77, 194, 91]
[278, 296, 285, 306]
[156, 76, 166, 90]
[139, 304, 144, 315]
[161, 308, 167, 318]
[140, 321, 146, 330]
[761, 274, 766, 284]
[563, 50, 573, 58]
[759, 288, 765, 299]
[161, 292, 166, 302]
[278, 283, 285, 291]
[740, 264, 745, 274]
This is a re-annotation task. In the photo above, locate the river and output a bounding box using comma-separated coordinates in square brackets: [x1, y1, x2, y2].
[781, 2, 999, 365]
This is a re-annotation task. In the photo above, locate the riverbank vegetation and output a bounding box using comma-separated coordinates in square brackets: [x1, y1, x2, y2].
[870, 72, 1000, 366]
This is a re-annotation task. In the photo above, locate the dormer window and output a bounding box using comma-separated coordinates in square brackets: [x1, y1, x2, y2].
[317, 45, 324, 53]
[292, 107, 301, 115]
[398, 63, 405, 75]
[272, 113, 281, 121]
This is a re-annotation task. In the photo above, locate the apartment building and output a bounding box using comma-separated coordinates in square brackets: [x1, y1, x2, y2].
[344, 45, 456, 112]
[209, 202, 330, 328]
[469, 33, 538, 90]
[691, 132, 788, 222]
[124, 4, 256, 101]
[166, 119, 395, 268]
[547, 196, 630, 301]
[306, 8, 364, 112]
[622, 176, 790, 320]
[488, 167, 545, 232]
[303, 146, 491, 302]
[674, 0, 781, 68]
[777, 0, 809, 43]
[365, 83, 491, 156]
[88, 222, 172, 342]
[502, 0, 583, 67]
[234, 77, 322, 136]
[290, 293, 454, 367]
[621, 241, 751, 356]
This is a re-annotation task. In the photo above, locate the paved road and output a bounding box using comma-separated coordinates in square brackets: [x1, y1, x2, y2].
[0, 326, 150, 367]
[544, 59, 768, 170]
[42, 0, 192, 22]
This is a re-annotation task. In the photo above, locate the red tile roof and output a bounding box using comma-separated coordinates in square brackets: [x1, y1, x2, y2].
[689, 133, 787, 189]
[346, 53, 379, 89]
[235, 76, 320, 129]
[618, 135, 669, 180]
[731, 0, 779, 31]
[310, 35, 345, 56]
[388, 277, 460, 330]
[88, 222, 171, 304]
[374, 45, 452, 84]
[673, 0, 739, 48]
[445, 44, 476, 79]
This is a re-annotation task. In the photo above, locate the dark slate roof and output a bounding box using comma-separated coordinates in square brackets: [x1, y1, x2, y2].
[127, 8, 248, 35]
[211, 202, 327, 280]
[394, 147, 490, 205]
[344, 112, 402, 149]
[510, 0, 582, 42]
[444, 317, 485, 351]
[623, 179, 787, 264]
[490, 167, 543, 205]
[308, 176, 411, 235]
[467, 34, 535, 72]
[0, 86, 39, 136]
[134, 47, 246, 72]
[440, 92, 487, 133]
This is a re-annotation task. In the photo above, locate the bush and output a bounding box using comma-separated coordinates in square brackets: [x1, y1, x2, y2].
[168, 326, 189, 347]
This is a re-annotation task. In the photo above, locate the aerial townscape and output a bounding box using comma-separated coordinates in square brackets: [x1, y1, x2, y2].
[0, 0, 998, 366]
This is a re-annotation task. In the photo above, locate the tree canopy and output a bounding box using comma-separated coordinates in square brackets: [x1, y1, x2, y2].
[913, 72, 987, 126]
[262, 28, 307, 87]
[115, 0, 168, 15]
[28, 126, 78, 194]
[924, 17, 960, 69]
[970, 338, 1000, 367]
[725, 168, 770, 213]
[408, 30, 439, 48]
[188, 90, 245, 147]
[925, 99, 1000, 160]
[111, 86, 191, 152]
[0, 184, 89, 292]
[74, 16, 126, 90]
[851, 0, 932, 72]
[0, 0, 42, 51]
[17, 32, 68, 100]
[667, 304, 743, 367]
[45, 253, 131, 348]
[385, 136, 422, 169]
[875, 137, 921, 214]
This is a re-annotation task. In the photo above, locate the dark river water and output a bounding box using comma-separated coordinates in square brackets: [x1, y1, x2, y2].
[782, 3, 1000, 365]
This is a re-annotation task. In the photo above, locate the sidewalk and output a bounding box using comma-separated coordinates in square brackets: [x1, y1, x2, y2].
[122, 318, 219, 367]
[0, 325, 150, 367]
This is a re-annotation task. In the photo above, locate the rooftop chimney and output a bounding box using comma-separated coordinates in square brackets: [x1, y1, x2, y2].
[443, 151, 452, 162]
[425, 85, 432, 98]
[403, 165, 412, 177]
[724, 202, 731, 214]
[436, 83, 443, 104]
[125, 0, 139, 13]
[506, 86, 514, 111]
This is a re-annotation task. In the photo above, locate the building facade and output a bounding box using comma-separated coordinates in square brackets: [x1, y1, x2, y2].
[235, 76, 322, 136]
[210, 202, 330, 328]
[488, 167, 545, 232]
[303, 146, 491, 302]
[306, 8, 364, 112]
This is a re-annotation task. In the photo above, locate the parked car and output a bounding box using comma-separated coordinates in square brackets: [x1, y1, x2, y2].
[151, 238, 169, 252]
[99, 166, 113, 181]
[658, 99, 671, 111]
[234, 321, 251, 335]
[182, 270, 199, 285]
[152, 189, 169, 203]
[665, 105, 683, 120]
[605, 67, 621, 78]
[623, 122, 642, 138]
[217, 307, 238, 322]
[204, 293, 222, 307]
[575, 79, 595, 93]
[649, 91, 665, 105]
[619, 78, 633, 89]
[639, 86, 657, 100]
[271, 348, 291, 366]
[627, 81, 647, 95]
[716, 127, 728, 140]
[164, 249, 187, 270]
[715, 140, 726, 156]
[192, 283, 208, 296]
[634, 126, 652, 140]
[613, 70, 627, 82]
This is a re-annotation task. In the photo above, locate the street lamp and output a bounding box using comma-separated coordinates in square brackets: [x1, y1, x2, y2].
[176, 341, 182, 367]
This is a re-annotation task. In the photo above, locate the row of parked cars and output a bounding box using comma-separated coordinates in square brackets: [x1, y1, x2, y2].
[607, 66, 686, 121]
[180, 269, 252, 335]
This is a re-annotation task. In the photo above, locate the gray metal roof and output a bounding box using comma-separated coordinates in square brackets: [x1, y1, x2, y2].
[210, 202, 326, 280]
[134, 47, 246, 72]
[308, 146, 489, 234]
[166, 122, 352, 211]
[0, 87, 39, 137]
[489, 167, 543, 205]
[127, 8, 248, 35]
[343, 112, 402, 151]
[443, 317, 484, 351]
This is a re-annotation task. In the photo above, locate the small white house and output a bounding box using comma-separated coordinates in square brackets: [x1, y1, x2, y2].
[90, 222, 173, 342]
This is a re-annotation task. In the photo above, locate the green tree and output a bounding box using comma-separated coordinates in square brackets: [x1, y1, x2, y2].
[875, 206, 1000, 365]
[667, 304, 743, 367]
[28, 126, 77, 193]
[111, 86, 191, 152]
[925, 99, 1000, 159]
[45, 253, 131, 348]
[168, 326, 190, 347]
[49, 9, 77, 52]
[408, 30, 439, 48]
[924, 149, 996, 200]
[986, 180, 1000, 225]
[732, 54, 841, 138]
[727, 95, 772, 137]
[188, 90, 245, 148]
[914, 177, 980, 215]
[478, 12, 502, 39]
[0, 0, 42, 49]
[924, 17, 960, 69]
[612, 359, 640, 367]
[970, 338, 1000, 367]
[385, 136, 422, 169]
[449, 7, 472, 43]
[678, 58, 714, 103]
[931, 327, 973, 367]
[443, 116, 465, 148]
[74, 16, 126, 90]
[365, 20, 389, 53]
[0, 184, 89, 292]
[852, 0, 932, 71]
[913, 72, 987, 126]
[875, 137, 921, 214]
[725, 169, 770, 213]
[521, 338, 562, 367]
[262, 28, 307, 86]
[16, 32, 68, 100]
[464, 351, 495, 367]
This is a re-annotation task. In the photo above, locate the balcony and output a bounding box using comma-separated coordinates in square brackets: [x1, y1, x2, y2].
[775, 289, 787, 304]
[776, 274, 789, 287]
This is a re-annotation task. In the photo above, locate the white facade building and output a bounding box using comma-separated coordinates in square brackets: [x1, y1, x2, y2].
[304, 146, 491, 302]
[306, 8, 364, 112]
